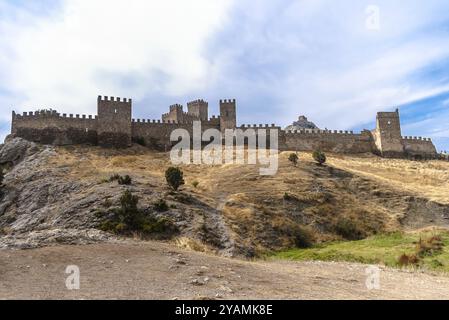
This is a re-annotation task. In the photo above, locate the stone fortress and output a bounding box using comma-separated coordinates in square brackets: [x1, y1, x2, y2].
[10, 95, 438, 159]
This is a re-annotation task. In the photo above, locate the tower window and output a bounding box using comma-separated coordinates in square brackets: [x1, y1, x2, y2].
[114, 109, 118, 114]
[387, 121, 391, 125]
[85, 128, 89, 133]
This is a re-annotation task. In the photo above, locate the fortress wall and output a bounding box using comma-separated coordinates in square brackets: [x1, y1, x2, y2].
[131, 119, 221, 150]
[402, 136, 437, 158]
[281, 130, 375, 153]
[12, 111, 98, 145]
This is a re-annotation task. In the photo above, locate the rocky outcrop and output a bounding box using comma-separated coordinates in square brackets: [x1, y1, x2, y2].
[0, 138, 116, 249]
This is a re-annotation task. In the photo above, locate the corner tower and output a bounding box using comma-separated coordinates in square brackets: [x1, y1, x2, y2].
[97, 95, 132, 148]
[219, 99, 236, 132]
[372, 108, 404, 157]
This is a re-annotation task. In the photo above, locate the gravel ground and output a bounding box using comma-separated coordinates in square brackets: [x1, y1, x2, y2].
[1, 241, 449, 300]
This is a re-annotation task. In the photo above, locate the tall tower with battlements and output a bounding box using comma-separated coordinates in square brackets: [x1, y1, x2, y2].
[97, 95, 132, 148]
[372, 108, 404, 157]
[187, 99, 208, 121]
[219, 99, 236, 132]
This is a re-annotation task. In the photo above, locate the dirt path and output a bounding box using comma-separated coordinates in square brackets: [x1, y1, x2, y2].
[1, 241, 449, 300]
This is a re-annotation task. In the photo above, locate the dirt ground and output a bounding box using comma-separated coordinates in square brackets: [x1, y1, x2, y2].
[1, 240, 449, 300]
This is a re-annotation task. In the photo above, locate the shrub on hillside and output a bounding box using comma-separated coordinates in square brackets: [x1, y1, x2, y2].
[334, 217, 366, 240]
[118, 175, 132, 185]
[294, 226, 314, 248]
[98, 190, 177, 237]
[0, 168, 4, 186]
[288, 153, 299, 166]
[416, 236, 443, 257]
[154, 199, 169, 212]
[108, 174, 132, 185]
[312, 150, 326, 166]
[165, 167, 185, 191]
[109, 174, 121, 182]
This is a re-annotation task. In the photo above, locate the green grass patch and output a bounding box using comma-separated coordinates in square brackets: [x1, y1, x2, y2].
[272, 230, 449, 272]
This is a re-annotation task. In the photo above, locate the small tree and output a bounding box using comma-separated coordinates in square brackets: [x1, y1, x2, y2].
[117, 189, 141, 229]
[118, 175, 132, 185]
[165, 167, 185, 191]
[312, 150, 326, 166]
[288, 153, 299, 166]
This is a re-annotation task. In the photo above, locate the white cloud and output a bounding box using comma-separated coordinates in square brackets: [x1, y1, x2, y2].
[206, 0, 449, 133]
[0, 0, 448, 150]
[0, 0, 233, 118]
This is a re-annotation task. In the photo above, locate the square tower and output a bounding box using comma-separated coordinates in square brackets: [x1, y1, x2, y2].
[97, 96, 132, 148]
[372, 108, 404, 157]
[219, 99, 237, 132]
[187, 99, 208, 121]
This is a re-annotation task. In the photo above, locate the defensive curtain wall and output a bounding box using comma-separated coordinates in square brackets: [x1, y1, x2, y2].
[10, 96, 438, 159]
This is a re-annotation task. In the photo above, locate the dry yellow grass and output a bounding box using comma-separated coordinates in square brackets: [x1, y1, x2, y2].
[328, 154, 449, 204]
[45, 145, 449, 250]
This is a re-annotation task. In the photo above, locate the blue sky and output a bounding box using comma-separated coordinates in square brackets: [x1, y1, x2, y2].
[1, 0, 449, 151]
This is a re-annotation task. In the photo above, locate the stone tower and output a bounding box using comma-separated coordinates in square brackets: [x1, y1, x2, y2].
[219, 99, 237, 132]
[187, 99, 208, 121]
[372, 108, 404, 157]
[97, 96, 132, 148]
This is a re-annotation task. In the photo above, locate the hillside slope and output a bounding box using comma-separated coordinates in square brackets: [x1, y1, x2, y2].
[1, 137, 448, 256]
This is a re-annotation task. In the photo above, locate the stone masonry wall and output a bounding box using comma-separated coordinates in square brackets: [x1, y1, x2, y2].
[281, 129, 375, 153]
[12, 111, 98, 145]
[402, 136, 437, 159]
[131, 117, 221, 150]
[10, 96, 439, 159]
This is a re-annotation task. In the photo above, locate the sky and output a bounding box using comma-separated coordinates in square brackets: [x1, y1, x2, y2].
[0, 0, 448, 151]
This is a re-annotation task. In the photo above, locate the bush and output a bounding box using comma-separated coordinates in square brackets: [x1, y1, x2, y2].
[108, 174, 132, 185]
[294, 226, 314, 248]
[416, 236, 443, 257]
[398, 253, 420, 267]
[0, 168, 4, 186]
[109, 174, 121, 182]
[154, 199, 169, 212]
[312, 150, 326, 166]
[117, 189, 140, 229]
[334, 217, 366, 240]
[165, 167, 185, 191]
[98, 190, 178, 237]
[142, 217, 177, 234]
[118, 175, 132, 185]
[397, 235, 444, 268]
[288, 153, 299, 166]
[192, 181, 199, 188]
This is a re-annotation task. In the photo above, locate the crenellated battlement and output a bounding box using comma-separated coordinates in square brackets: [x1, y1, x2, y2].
[283, 129, 356, 135]
[220, 99, 236, 104]
[97, 95, 132, 103]
[169, 104, 183, 111]
[239, 124, 279, 129]
[13, 110, 97, 121]
[402, 136, 433, 142]
[187, 99, 207, 106]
